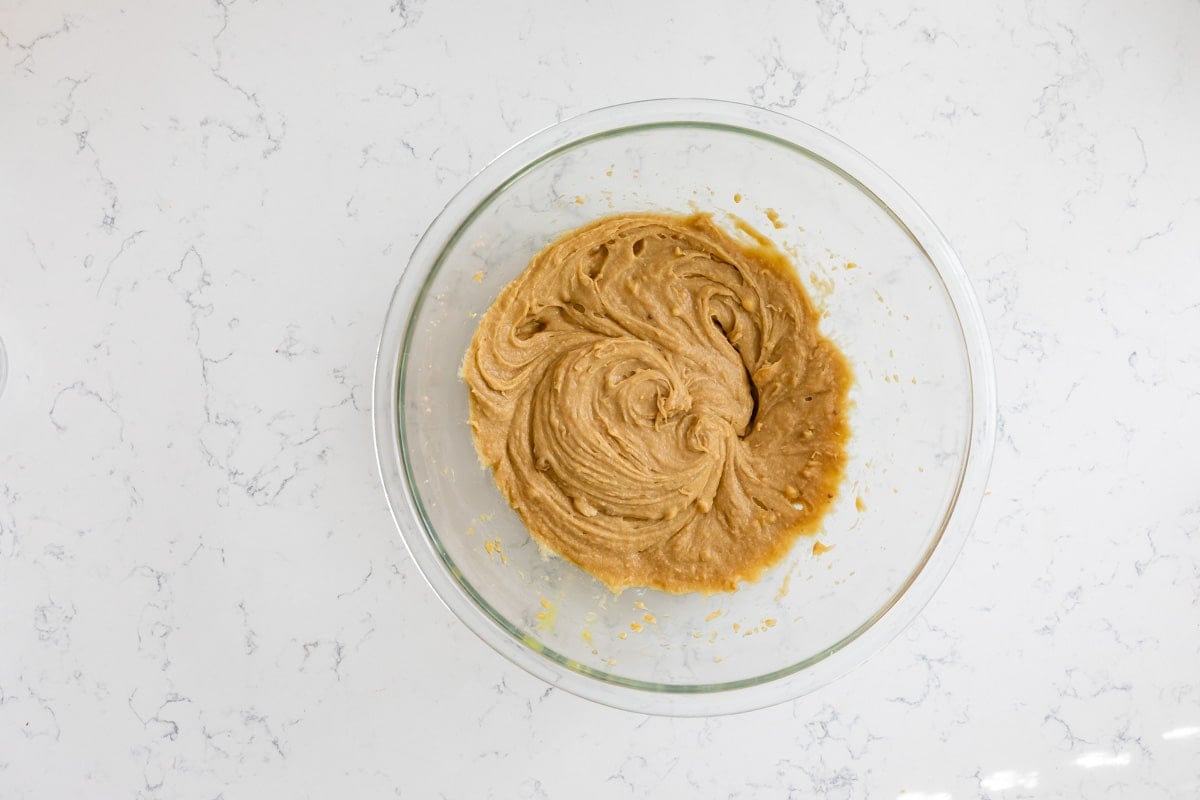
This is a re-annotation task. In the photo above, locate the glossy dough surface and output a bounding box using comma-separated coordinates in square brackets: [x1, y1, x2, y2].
[463, 213, 850, 593]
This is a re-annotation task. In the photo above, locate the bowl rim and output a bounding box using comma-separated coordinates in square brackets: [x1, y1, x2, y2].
[372, 98, 997, 716]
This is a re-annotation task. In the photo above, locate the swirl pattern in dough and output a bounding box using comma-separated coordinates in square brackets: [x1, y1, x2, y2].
[464, 212, 850, 593]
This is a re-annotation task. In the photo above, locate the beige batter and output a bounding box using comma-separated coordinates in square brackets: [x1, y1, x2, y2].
[463, 212, 850, 594]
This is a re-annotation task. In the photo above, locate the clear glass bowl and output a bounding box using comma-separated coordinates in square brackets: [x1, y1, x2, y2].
[372, 99, 996, 715]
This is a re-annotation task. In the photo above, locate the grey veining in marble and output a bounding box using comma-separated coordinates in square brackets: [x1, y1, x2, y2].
[1, 0, 1198, 797]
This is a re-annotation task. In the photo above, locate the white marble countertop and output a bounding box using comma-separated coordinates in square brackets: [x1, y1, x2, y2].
[3, 0, 1198, 797]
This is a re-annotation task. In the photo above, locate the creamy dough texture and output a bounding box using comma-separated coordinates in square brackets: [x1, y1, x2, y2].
[463, 212, 850, 594]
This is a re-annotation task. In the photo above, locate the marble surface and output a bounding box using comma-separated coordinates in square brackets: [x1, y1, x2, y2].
[2, 0, 1199, 796]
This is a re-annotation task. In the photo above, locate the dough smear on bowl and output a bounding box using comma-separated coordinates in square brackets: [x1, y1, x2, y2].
[463, 212, 850, 594]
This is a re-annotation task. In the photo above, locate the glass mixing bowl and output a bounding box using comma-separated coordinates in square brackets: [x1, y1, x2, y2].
[372, 99, 995, 715]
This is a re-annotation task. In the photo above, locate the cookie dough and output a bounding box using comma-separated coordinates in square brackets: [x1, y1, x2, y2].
[463, 212, 850, 593]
